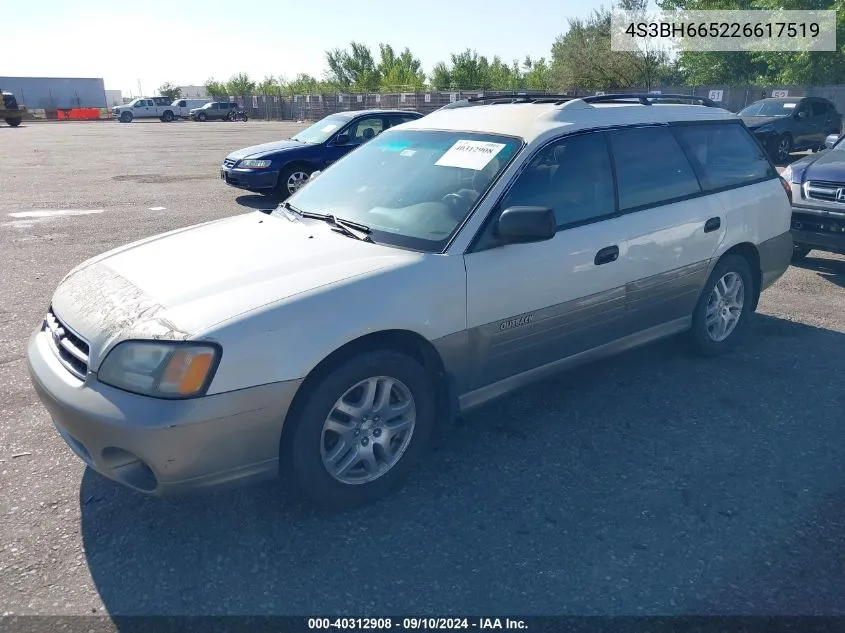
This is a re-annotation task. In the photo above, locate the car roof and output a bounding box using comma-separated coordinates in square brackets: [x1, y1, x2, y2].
[331, 109, 421, 119]
[402, 98, 737, 143]
[753, 97, 804, 103]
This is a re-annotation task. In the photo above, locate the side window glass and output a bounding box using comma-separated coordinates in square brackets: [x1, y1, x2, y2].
[349, 117, 384, 143]
[609, 126, 701, 210]
[811, 101, 827, 117]
[501, 132, 615, 228]
[673, 123, 776, 191]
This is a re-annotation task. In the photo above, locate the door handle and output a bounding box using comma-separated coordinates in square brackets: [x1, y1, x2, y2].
[594, 245, 619, 266]
[704, 217, 721, 233]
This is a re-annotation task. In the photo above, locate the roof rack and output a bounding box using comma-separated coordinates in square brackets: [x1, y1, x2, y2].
[581, 93, 719, 107]
[437, 93, 579, 110]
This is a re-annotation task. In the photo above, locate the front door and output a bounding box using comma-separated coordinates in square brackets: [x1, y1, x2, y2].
[324, 116, 388, 168]
[463, 130, 629, 391]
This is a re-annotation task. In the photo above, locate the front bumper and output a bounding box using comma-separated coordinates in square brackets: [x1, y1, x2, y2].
[27, 327, 302, 495]
[220, 165, 279, 191]
[791, 206, 845, 255]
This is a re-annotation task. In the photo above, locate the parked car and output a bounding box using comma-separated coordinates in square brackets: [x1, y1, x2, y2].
[781, 133, 845, 260]
[220, 109, 423, 199]
[738, 96, 842, 162]
[171, 98, 211, 119]
[190, 101, 238, 121]
[112, 97, 178, 123]
[27, 94, 793, 509]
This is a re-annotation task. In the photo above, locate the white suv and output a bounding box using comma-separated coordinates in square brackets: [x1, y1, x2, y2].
[27, 93, 793, 509]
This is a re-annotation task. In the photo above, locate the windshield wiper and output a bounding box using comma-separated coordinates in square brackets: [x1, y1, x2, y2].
[282, 203, 373, 242]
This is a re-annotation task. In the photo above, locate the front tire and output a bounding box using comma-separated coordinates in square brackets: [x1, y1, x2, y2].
[772, 134, 792, 162]
[283, 350, 436, 510]
[689, 254, 755, 357]
[275, 164, 313, 199]
[4, 117, 21, 127]
[161, 110, 174, 122]
[120, 111, 133, 123]
[197, 112, 207, 122]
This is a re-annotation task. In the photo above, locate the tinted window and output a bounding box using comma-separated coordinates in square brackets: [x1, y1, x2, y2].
[502, 132, 615, 227]
[609, 126, 701, 210]
[811, 101, 827, 116]
[673, 123, 776, 191]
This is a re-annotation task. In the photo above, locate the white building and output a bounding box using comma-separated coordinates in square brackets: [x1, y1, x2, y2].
[104, 89, 123, 107]
[178, 85, 209, 98]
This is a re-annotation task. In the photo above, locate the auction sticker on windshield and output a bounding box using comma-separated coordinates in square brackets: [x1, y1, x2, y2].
[435, 140, 507, 170]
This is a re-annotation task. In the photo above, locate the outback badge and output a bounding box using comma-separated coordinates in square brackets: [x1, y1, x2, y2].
[499, 314, 534, 331]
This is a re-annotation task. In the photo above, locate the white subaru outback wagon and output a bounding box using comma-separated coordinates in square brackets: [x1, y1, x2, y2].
[27, 93, 794, 509]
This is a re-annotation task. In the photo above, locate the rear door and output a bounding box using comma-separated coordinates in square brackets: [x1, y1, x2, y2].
[808, 99, 830, 146]
[605, 125, 720, 336]
[792, 100, 817, 148]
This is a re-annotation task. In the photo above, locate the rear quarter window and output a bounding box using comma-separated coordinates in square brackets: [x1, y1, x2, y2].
[672, 122, 776, 191]
[608, 126, 701, 210]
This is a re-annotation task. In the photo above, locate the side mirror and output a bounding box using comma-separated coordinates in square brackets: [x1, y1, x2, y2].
[797, 110, 808, 119]
[824, 133, 840, 149]
[333, 134, 350, 146]
[496, 206, 556, 244]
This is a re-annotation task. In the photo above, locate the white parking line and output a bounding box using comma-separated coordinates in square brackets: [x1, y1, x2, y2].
[148, 207, 166, 211]
[8, 209, 104, 218]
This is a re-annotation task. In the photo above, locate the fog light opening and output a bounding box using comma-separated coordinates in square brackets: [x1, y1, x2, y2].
[101, 447, 158, 492]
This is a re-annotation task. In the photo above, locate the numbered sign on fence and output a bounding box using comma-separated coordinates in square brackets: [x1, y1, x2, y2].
[252, 96, 258, 108]
[424, 93, 431, 103]
[306, 95, 310, 103]
[450, 93, 457, 102]
[708, 90, 724, 102]
[649, 90, 662, 94]
[595, 91, 605, 96]
[772, 89, 789, 98]
[400, 94, 406, 103]
[375, 94, 381, 103]
[357, 95, 363, 102]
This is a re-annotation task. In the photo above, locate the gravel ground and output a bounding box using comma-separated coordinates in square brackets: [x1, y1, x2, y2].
[1, 121, 844, 618]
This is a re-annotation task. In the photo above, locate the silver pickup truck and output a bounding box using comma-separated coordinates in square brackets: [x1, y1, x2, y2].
[112, 97, 179, 123]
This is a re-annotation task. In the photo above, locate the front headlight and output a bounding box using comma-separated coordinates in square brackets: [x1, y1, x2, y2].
[98, 341, 221, 399]
[239, 159, 272, 168]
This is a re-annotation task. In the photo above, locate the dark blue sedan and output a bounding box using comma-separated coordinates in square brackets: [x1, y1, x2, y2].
[220, 109, 423, 198]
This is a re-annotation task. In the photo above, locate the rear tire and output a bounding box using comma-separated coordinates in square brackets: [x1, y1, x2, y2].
[689, 254, 755, 357]
[5, 117, 21, 127]
[282, 349, 436, 510]
[161, 110, 174, 122]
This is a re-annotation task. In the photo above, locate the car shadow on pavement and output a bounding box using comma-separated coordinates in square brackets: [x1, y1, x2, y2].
[235, 194, 277, 212]
[794, 254, 845, 290]
[79, 313, 845, 618]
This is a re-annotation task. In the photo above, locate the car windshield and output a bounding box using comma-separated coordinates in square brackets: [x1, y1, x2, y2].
[739, 101, 798, 117]
[202, 103, 214, 109]
[290, 116, 351, 144]
[283, 129, 523, 252]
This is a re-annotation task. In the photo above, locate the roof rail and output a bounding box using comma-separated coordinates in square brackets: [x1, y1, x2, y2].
[581, 93, 719, 107]
[437, 93, 580, 110]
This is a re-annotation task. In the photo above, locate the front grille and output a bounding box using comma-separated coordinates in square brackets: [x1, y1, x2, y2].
[804, 180, 845, 203]
[223, 158, 237, 168]
[43, 307, 90, 380]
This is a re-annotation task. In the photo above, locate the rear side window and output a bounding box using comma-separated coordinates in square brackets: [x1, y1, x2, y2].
[673, 123, 776, 191]
[811, 101, 827, 116]
[608, 126, 701, 210]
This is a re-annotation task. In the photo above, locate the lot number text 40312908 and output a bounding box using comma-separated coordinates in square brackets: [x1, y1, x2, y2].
[307, 617, 529, 630]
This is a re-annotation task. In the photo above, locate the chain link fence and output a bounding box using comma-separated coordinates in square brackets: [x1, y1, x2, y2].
[218, 85, 845, 122]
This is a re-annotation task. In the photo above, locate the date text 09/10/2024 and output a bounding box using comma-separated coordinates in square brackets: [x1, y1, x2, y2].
[307, 618, 528, 630]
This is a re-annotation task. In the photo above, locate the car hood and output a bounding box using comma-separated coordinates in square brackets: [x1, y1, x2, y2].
[741, 116, 784, 129]
[49, 212, 420, 367]
[796, 149, 845, 182]
[226, 140, 304, 160]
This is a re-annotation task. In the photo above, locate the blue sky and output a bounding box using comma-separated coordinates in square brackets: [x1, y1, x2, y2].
[5, 0, 615, 96]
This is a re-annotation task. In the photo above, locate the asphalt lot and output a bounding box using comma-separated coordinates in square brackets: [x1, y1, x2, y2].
[1, 120, 845, 618]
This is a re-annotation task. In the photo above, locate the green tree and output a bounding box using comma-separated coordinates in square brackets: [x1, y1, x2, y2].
[204, 78, 228, 98]
[524, 57, 553, 90]
[377, 44, 426, 90]
[325, 42, 380, 91]
[158, 82, 182, 101]
[227, 72, 256, 96]
[430, 62, 452, 90]
[257, 75, 282, 96]
[448, 49, 489, 89]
